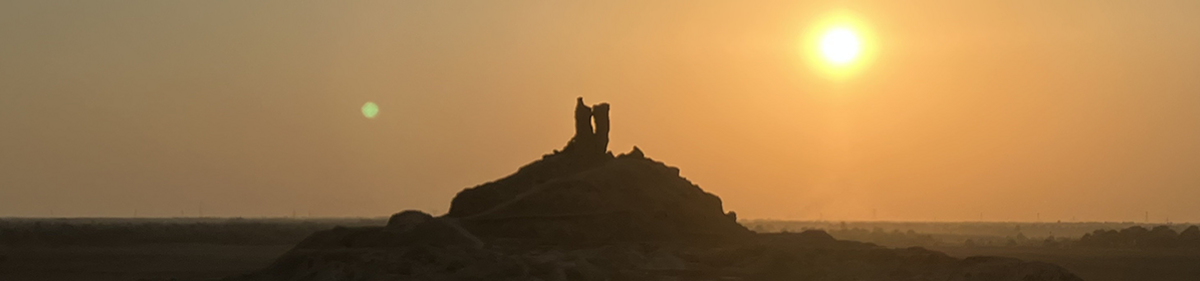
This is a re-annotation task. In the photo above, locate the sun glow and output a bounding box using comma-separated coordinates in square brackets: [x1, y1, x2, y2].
[804, 11, 874, 79]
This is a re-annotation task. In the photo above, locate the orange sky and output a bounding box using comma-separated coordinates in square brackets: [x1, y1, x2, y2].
[3, 1, 1200, 222]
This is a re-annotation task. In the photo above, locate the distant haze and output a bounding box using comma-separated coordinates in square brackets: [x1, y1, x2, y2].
[3, 1, 1200, 222]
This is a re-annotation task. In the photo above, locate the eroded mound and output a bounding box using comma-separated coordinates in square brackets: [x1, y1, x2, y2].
[226, 98, 1082, 281]
[448, 98, 748, 243]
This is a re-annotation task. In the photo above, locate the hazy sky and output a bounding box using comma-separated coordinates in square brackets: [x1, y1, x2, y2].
[3, 1, 1200, 222]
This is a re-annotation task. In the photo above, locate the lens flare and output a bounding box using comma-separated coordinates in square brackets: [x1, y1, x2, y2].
[362, 102, 379, 119]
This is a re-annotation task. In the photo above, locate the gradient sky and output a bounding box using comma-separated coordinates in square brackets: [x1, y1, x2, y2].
[3, 1, 1200, 222]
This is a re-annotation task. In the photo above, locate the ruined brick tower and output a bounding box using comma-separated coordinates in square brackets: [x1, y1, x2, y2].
[563, 97, 610, 155]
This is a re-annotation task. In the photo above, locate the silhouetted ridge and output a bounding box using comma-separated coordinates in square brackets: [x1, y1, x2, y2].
[1079, 225, 1200, 248]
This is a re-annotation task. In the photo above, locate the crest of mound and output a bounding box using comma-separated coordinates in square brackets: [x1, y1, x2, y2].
[447, 98, 750, 242]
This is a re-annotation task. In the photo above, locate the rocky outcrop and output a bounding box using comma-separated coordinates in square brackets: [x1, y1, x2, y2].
[227, 98, 1082, 281]
[386, 210, 434, 232]
[446, 98, 748, 243]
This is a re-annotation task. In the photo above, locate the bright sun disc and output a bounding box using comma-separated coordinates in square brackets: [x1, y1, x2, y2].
[820, 28, 861, 65]
[804, 11, 873, 80]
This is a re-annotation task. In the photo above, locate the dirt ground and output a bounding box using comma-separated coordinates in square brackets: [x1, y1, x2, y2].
[931, 246, 1200, 281]
[0, 244, 292, 281]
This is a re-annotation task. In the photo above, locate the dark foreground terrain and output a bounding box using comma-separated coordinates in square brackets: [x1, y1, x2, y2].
[743, 220, 1200, 281]
[3, 219, 1200, 281]
[933, 246, 1200, 281]
[0, 218, 382, 281]
[0, 243, 291, 281]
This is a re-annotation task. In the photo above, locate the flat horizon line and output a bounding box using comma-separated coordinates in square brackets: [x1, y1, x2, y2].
[2, 216, 1194, 225]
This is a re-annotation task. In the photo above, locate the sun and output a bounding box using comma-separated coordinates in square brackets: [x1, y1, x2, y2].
[820, 28, 861, 65]
[803, 11, 873, 79]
